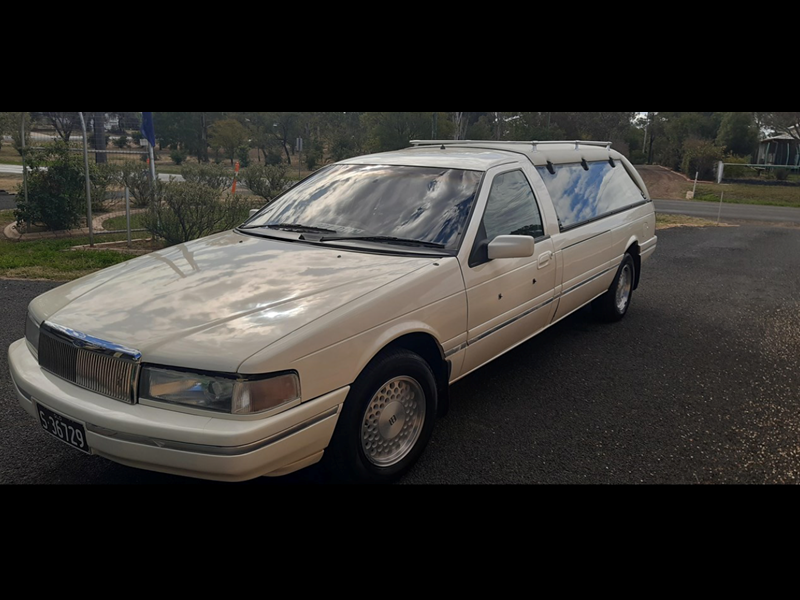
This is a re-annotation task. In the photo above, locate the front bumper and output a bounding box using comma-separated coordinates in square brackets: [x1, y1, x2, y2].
[8, 339, 345, 482]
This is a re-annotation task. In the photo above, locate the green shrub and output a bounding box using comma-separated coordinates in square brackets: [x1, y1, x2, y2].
[629, 150, 647, 165]
[240, 164, 291, 201]
[681, 139, 724, 181]
[170, 148, 188, 165]
[90, 163, 115, 213]
[306, 152, 319, 171]
[115, 160, 165, 208]
[114, 135, 129, 149]
[15, 143, 86, 231]
[774, 168, 790, 181]
[265, 151, 283, 166]
[181, 163, 233, 191]
[131, 132, 143, 145]
[236, 145, 252, 168]
[144, 182, 251, 246]
[721, 155, 754, 179]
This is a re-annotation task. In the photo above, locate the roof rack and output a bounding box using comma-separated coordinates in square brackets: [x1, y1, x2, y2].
[410, 140, 613, 151]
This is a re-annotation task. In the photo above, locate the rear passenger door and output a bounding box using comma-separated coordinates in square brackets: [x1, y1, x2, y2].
[461, 168, 557, 375]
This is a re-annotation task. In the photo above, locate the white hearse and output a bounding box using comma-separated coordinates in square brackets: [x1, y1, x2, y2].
[8, 140, 657, 483]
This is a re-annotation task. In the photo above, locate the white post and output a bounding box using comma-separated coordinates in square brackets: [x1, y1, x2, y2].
[148, 141, 157, 184]
[717, 191, 724, 225]
[78, 112, 94, 246]
[20, 112, 29, 207]
[717, 161, 725, 184]
[125, 187, 132, 248]
[693, 172, 699, 197]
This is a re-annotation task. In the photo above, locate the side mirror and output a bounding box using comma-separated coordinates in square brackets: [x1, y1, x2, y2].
[249, 209, 260, 218]
[487, 235, 535, 260]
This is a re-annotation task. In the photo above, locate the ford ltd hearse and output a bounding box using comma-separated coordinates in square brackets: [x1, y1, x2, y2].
[8, 140, 657, 483]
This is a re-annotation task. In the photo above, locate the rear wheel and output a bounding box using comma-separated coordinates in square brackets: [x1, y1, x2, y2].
[323, 349, 437, 484]
[593, 254, 635, 322]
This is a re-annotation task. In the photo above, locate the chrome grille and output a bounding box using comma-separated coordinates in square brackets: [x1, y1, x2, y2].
[38, 323, 141, 404]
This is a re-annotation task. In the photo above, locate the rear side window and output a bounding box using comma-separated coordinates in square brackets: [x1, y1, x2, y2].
[483, 170, 545, 240]
[537, 161, 646, 230]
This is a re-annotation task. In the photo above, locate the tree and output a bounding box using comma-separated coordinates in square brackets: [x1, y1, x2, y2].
[361, 112, 434, 152]
[716, 112, 759, 157]
[453, 112, 469, 140]
[0, 112, 16, 149]
[209, 119, 249, 165]
[92, 112, 107, 164]
[763, 112, 800, 140]
[38, 112, 82, 142]
[269, 112, 302, 165]
[153, 112, 222, 162]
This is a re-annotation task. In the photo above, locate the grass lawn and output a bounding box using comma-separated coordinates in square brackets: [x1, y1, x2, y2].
[695, 182, 800, 208]
[102, 213, 147, 231]
[0, 210, 141, 281]
[0, 173, 23, 192]
[0, 145, 23, 166]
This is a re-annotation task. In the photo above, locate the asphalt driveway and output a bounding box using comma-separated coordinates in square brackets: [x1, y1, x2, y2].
[2, 224, 800, 484]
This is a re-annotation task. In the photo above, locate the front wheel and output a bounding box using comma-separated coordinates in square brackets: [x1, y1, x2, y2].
[323, 349, 437, 484]
[593, 254, 636, 322]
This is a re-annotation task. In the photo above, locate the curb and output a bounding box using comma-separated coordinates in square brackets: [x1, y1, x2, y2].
[3, 208, 146, 242]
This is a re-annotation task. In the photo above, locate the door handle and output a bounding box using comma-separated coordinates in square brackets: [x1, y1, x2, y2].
[537, 251, 553, 269]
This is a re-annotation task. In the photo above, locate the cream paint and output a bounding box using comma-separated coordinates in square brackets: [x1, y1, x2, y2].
[10, 143, 657, 481]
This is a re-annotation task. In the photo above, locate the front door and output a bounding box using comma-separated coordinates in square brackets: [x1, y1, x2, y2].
[461, 168, 557, 375]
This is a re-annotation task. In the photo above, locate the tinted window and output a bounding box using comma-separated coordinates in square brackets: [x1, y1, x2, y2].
[483, 170, 544, 240]
[537, 161, 646, 230]
[246, 164, 482, 250]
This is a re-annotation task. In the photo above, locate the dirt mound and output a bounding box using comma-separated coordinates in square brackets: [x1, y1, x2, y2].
[636, 165, 690, 200]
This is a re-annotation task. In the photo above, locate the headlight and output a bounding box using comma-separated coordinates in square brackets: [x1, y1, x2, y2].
[140, 367, 300, 415]
[25, 311, 40, 357]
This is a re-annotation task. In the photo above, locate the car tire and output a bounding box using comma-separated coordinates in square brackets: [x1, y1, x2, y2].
[593, 254, 636, 322]
[322, 349, 437, 484]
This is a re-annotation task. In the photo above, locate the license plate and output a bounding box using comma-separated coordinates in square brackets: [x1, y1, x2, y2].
[36, 403, 91, 454]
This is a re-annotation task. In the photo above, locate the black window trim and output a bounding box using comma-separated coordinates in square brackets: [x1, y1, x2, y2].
[468, 167, 547, 268]
[537, 160, 652, 234]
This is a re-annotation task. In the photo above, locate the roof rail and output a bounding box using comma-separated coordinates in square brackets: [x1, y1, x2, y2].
[410, 140, 613, 151]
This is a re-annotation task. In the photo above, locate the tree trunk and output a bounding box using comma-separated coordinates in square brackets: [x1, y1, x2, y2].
[283, 141, 292, 165]
[93, 112, 107, 164]
[199, 112, 209, 163]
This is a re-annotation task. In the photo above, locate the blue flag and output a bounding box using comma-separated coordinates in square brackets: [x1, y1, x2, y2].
[141, 112, 156, 148]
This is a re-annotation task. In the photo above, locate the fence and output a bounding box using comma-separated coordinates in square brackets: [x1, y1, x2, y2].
[716, 161, 800, 185]
[19, 112, 153, 246]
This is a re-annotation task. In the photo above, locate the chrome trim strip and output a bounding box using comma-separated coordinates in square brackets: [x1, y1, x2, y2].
[444, 343, 468, 358]
[43, 322, 142, 362]
[469, 296, 557, 346]
[561, 265, 617, 297]
[85, 407, 340, 457]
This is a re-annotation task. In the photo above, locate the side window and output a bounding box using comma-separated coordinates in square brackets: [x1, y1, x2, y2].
[483, 170, 545, 240]
[537, 161, 646, 231]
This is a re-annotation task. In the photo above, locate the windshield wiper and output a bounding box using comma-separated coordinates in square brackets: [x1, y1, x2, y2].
[320, 235, 446, 249]
[241, 223, 338, 234]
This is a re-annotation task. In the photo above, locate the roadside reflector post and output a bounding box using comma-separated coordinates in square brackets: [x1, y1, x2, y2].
[125, 187, 132, 248]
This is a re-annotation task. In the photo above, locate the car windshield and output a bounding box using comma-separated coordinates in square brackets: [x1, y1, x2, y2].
[243, 164, 483, 251]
